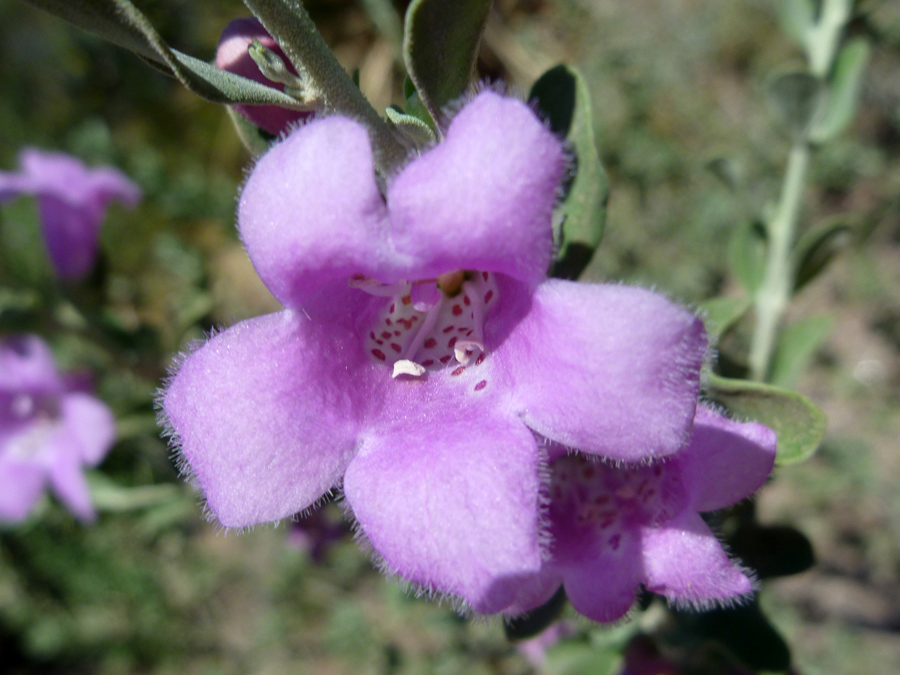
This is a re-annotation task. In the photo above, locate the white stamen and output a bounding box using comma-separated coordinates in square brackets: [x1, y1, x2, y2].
[454, 339, 484, 365]
[392, 359, 426, 378]
[349, 276, 410, 297]
[402, 295, 444, 361]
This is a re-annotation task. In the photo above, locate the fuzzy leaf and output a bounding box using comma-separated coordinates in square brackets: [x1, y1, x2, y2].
[727, 220, 768, 295]
[811, 38, 870, 143]
[773, 0, 816, 47]
[697, 296, 752, 342]
[385, 107, 436, 147]
[403, 0, 492, 122]
[530, 65, 609, 280]
[793, 220, 853, 291]
[705, 373, 826, 465]
[767, 71, 826, 139]
[770, 315, 832, 389]
[226, 107, 276, 156]
[20, 0, 302, 107]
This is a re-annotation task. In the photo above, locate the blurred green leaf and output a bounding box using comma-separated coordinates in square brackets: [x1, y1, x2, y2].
[705, 373, 826, 465]
[770, 315, 832, 388]
[773, 0, 816, 48]
[767, 71, 826, 139]
[403, 0, 492, 122]
[503, 586, 566, 641]
[0, 286, 41, 316]
[20, 0, 303, 107]
[811, 38, 870, 143]
[0, 197, 52, 286]
[729, 523, 815, 579]
[530, 65, 609, 280]
[697, 296, 752, 342]
[85, 472, 181, 513]
[727, 219, 767, 295]
[793, 220, 853, 291]
[673, 599, 791, 672]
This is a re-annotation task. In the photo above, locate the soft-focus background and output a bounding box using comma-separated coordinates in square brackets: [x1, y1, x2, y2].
[1, 1, 899, 673]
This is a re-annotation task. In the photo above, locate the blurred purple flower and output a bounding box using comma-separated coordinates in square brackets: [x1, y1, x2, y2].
[216, 18, 311, 135]
[162, 91, 707, 613]
[0, 335, 115, 523]
[287, 507, 348, 562]
[515, 621, 577, 667]
[0, 149, 140, 280]
[506, 406, 776, 623]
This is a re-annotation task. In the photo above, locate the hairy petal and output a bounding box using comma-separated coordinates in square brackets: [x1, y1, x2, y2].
[239, 118, 395, 320]
[497, 281, 706, 461]
[679, 407, 777, 512]
[343, 407, 544, 613]
[559, 532, 643, 623]
[388, 91, 564, 286]
[642, 510, 753, 605]
[163, 311, 379, 527]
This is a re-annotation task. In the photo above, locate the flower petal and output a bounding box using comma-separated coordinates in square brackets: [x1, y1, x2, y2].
[215, 18, 309, 135]
[679, 406, 776, 513]
[0, 335, 61, 395]
[163, 310, 378, 528]
[497, 281, 706, 461]
[46, 433, 96, 522]
[641, 510, 753, 606]
[238, 117, 394, 318]
[559, 531, 644, 623]
[60, 393, 116, 466]
[388, 91, 564, 286]
[0, 458, 45, 522]
[343, 405, 545, 613]
[37, 195, 102, 279]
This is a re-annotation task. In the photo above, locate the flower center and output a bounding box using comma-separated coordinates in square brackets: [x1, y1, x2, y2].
[2, 393, 61, 461]
[352, 270, 498, 379]
[549, 455, 687, 553]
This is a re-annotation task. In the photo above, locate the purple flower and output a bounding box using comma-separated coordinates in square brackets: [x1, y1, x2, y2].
[0, 149, 140, 280]
[162, 91, 708, 613]
[505, 406, 777, 623]
[287, 507, 349, 562]
[216, 18, 311, 136]
[0, 335, 115, 523]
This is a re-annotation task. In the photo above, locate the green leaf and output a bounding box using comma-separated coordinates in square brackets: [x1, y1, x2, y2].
[792, 220, 853, 291]
[402, 0, 492, 122]
[705, 373, 826, 465]
[811, 38, 870, 143]
[530, 65, 609, 280]
[244, 0, 407, 173]
[767, 71, 826, 139]
[727, 220, 768, 295]
[673, 599, 791, 672]
[226, 107, 275, 156]
[769, 315, 832, 388]
[85, 472, 182, 512]
[773, 0, 816, 47]
[503, 586, 566, 641]
[0, 197, 52, 286]
[20, 0, 302, 107]
[697, 296, 752, 342]
[385, 106, 436, 147]
[729, 523, 815, 579]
